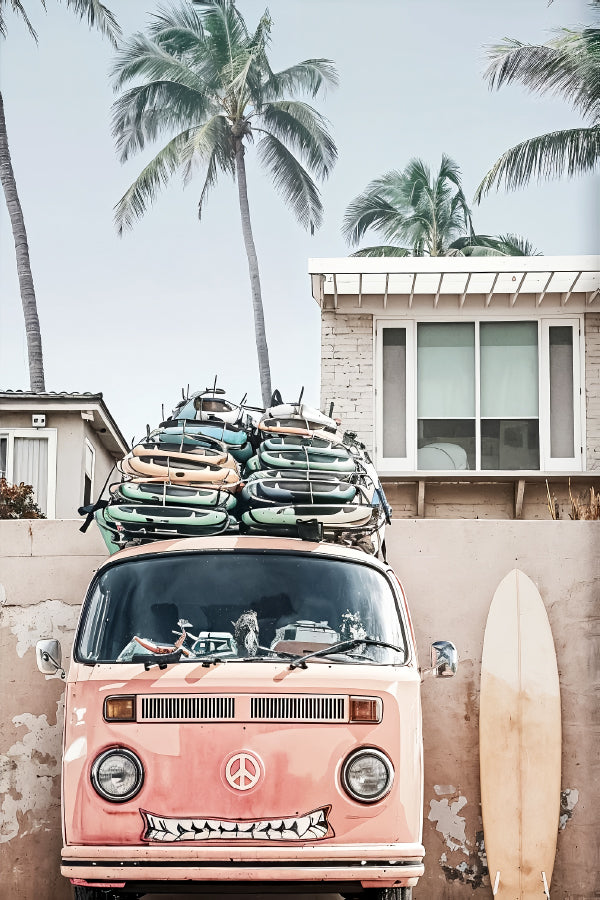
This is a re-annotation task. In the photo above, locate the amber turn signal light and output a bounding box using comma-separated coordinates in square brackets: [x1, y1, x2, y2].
[349, 697, 382, 723]
[104, 696, 136, 722]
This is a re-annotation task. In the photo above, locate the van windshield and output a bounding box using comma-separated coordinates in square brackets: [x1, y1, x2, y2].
[76, 551, 407, 665]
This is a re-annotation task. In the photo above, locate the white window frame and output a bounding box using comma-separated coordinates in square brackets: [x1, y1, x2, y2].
[83, 438, 96, 505]
[375, 316, 584, 474]
[0, 428, 57, 517]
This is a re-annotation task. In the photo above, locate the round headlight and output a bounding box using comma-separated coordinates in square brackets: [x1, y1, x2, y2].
[342, 748, 394, 803]
[91, 748, 144, 802]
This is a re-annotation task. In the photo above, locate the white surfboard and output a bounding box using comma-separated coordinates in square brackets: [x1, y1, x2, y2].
[479, 569, 561, 899]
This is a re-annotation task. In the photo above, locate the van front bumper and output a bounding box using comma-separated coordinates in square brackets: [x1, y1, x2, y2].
[62, 843, 424, 888]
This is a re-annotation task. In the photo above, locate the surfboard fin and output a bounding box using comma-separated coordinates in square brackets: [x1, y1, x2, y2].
[492, 871, 500, 896]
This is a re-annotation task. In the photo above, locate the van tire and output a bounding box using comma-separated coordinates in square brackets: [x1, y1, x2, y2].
[72, 887, 131, 900]
[342, 890, 412, 900]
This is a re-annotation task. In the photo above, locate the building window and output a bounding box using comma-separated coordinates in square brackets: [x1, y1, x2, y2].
[83, 440, 95, 507]
[0, 429, 57, 516]
[376, 318, 582, 473]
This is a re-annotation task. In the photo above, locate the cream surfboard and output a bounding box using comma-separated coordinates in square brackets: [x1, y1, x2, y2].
[479, 569, 561, 899]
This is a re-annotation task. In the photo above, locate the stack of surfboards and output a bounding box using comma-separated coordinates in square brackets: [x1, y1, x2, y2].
[93, 387, 390, 555]
[94, 387, 250, 553]
[239, 397, 390, 550]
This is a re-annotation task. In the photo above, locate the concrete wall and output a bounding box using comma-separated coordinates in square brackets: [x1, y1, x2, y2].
[1, 521, 598, 899]
[386, 521, 599, 900]
[0, 520, 108, 900]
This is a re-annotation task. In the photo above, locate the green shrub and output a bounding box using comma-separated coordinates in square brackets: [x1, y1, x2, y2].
[0, 477, 45, 519]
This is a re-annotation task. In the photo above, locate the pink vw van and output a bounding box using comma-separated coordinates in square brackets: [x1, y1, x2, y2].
[37, 535, 457, 900]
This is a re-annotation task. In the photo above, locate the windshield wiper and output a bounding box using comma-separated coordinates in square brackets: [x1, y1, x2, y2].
[288, 638, 405, 670]
[131, 649, 183, 670]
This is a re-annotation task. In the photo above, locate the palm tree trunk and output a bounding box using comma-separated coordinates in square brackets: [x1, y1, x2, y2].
[234, 139, 272, 407]
[0, 91, 45, 392]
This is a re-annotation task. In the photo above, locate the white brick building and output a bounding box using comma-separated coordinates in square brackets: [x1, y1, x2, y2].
[311, 256, 600, 518]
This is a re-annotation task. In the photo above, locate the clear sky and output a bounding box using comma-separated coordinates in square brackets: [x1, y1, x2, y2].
[0, 0, 597, 440]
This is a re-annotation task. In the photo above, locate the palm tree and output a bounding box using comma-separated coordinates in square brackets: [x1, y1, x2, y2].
[0, 1, 120, 392]
[343, 156, 537, 257]
[111, 1, 338, 406]
[475, 4, 600, 200]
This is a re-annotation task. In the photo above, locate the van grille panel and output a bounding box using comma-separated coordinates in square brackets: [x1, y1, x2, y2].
[251, 695, 345, 722]
[140, 695, 235, 722]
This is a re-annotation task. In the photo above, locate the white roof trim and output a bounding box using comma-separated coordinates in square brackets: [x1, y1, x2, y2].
[308, 255, 600, 310]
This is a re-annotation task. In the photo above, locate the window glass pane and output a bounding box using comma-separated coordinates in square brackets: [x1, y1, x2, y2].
[85, 442, 94, 476]
[382, 329, 406, 457]
[417, 420, 475, 470]
[77, 553, 407, 666]
[481, 420, 539, 470]
[549, 326, 574, 458]
[83, 474, 92, 507]
[418, 323, 475, 417]
[13, 437, 48, 513]
[0, 437, 6, 478]
[480, 322, 538, 417]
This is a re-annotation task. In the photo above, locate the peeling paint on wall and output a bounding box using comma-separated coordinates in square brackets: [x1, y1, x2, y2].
[429, 789, 488, 890]
[428, 793, 469, 853]
[5, 598, 79, 659]
[559, 788, 579, 830]
[0, 701, 63, 843]
[434, 784, 456, 795]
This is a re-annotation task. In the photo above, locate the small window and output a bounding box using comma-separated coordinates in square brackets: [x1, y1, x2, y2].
[84, 440, 95, 506]
[0, 429, 57, 517]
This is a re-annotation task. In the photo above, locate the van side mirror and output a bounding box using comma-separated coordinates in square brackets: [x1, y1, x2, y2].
[430, 640, 458, 678]
[36, 639, 65, 678]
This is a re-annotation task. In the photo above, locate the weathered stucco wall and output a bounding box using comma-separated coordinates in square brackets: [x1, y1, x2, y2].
[1, 521, 598, 899]
[386, 521, 599, 900]
[0, 520, 108, 900]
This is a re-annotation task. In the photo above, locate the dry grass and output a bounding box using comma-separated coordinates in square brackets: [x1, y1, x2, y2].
[569, 482, 600, 520]
[546, 481, 560, 520]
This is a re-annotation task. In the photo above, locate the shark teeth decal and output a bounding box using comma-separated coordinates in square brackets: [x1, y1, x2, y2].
[140, 806, 332, 842]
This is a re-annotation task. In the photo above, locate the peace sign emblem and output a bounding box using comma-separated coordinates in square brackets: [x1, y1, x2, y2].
[225, 752, 262, 791]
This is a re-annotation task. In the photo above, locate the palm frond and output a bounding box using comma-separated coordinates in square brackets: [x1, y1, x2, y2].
[148, 2, 204, 44]
[195, 0, 249, 89]
[485, 31, 600, 121]
[257, 132, 322, 233]
[342, 188, 405, 247]
[178, 112, 234, 187]
[258, 101, 337, 179]
[111, 32, 203, 92]
[496, 232, 541, 255]
[184, 116, 235, 218]
[351, 245, 412, 257]
[114, 129, 194, 234]
[475, 125, 600, 198]
[449, 233, 539, 256]
[0, 0, 40, 40]
[64, 0, 121, 47]
[262, 59, 339, 100]
[112, 80, 214, 162]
